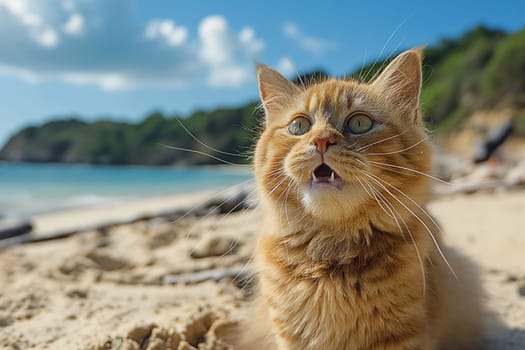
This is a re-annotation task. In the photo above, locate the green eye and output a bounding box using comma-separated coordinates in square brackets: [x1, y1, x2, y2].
[345, 113, 374, 134]
[288, 116, 312, 136]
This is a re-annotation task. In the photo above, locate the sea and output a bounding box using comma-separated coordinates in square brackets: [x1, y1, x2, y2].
[0, 162, 252, 220]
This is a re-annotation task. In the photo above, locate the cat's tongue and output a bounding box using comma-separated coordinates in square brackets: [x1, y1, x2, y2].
[312, 163, 342, 189]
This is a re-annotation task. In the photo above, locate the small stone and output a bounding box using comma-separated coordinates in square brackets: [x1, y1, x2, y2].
[518, 283, 525, 297]
[86, 251, 130, 271]
[126, 323, 155, 344]
[505, 274, 519, 283]
[144, 327, 181, 350]
[190, 237, 239, 259]
[181, 312, 217, 347]
[177, 341, 198, 350]
[95, 237, 111, 248]
[66, 288, 88, 299]
[148, 225, 178, 249]
[0, 314, 12, 327]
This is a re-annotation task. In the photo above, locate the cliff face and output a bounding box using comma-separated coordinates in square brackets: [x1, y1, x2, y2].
[2, 26, 525, 166]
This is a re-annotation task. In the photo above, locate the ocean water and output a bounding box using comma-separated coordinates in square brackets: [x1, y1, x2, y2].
[0, 162, 252, 219]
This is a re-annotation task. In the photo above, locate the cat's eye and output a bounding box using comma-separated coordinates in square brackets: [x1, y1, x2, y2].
[345, 113, 374, 134]
[288, 116, 312, 136]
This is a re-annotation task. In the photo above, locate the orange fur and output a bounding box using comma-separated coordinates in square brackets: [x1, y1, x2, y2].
[238, 49, 486, 350]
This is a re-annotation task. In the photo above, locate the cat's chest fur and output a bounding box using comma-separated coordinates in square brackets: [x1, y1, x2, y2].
[256, 225, 429, 350]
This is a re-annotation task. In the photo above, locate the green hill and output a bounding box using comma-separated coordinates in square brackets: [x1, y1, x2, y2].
[0, 104, 259, 165]
[1, 25, 524, 166]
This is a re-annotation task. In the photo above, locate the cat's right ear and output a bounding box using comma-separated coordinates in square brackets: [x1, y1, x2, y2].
[257, 64, 301, 120]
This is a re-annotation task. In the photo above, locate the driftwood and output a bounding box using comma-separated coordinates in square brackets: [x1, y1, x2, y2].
[0, 220, 33, 240]
[0, 187, 254, 249]
[474, 120, 513, 163]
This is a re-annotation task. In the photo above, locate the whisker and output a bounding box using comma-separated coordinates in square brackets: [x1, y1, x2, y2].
[362, 16, 410, 82]
[184, 185, 260, 260]
[194, 198, 251, 248]
[174, 118, 248, 158]
[355, 177, 375, 201]
[360, 171, 458, 282]
[402, 218, 427, 294]
[368, 161, 450, 185]
[359, 178, 396, 222]
[233, 253, 257, 291]
[363, 178, 427, 293]
[182, 188, 250, 243]
[295, 67, 307, 90]
[280, 183, 292, 223]
[363, 136, 427, 156]
[355, 129, 409, 152]
[161, 144, 251, 167]
[364, 169, 442, 233]
[369, 35, 406, 83]
[171, 178, 255, 226]
[263, 174, 290, 201]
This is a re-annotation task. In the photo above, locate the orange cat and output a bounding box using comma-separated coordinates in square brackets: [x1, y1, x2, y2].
[239, 49, 486, 349]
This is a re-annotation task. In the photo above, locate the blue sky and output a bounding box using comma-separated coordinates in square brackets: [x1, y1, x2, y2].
[0, 0, 524, 145]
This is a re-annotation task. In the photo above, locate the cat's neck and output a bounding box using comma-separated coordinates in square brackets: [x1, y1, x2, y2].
[260, 200, 430, 267]
[261, 208, 367, 260]
[259, 219, 419, 281]
[264, 200, 398, 237]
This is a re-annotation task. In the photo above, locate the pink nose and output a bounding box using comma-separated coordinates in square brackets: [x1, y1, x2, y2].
[311, 136, 336, 154]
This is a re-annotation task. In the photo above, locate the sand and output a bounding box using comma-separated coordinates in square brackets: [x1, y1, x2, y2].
[1, 190, 524, 349]
[29, 188, 239, 238]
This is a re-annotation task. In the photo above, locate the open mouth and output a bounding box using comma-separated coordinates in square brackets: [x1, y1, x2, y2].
[311, 163, 343, 190]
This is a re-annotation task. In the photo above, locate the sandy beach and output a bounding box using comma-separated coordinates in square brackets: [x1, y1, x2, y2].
[0, 188, 524, 349]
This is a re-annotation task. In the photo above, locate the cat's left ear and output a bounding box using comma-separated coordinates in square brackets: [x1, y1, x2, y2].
[371, 48, 423, 122]
[257, 64, 301, 122]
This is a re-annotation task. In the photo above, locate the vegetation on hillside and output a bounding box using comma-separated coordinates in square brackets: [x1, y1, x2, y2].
[1, 25, 524, 165]
[0, 103, 259, 165]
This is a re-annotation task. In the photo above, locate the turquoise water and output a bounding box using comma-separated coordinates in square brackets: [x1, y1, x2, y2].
[0, 162, 252, 219]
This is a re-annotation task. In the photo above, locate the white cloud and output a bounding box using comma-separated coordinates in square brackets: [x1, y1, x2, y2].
[239, 27, 264, 55]
[0, 1, 265, 90]
[283, 22, 299, 37]
[0, 0, 41, 26]
[199, 15, 233, 66]
[61, 72, 130, 91]
[283, 21, 334, 55]
[209, 66, 249, 88]
[277, 57, 295, 76]
[0, 64, 40, 84]
[0, 0, 60, 48]
[199, 15, 263, 87]
[145, 19, 187, 47]
[63, 13, 85, 36]
[35, 27, 59, 48]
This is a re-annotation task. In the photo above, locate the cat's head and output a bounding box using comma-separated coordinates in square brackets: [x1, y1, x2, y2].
[254, 49, 432, 224]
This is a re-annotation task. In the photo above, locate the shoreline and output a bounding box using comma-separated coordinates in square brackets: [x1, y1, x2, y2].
[34, 185, 253, 237]
[31, 190, 218, 238]
[1, 183, 254, 246]
[1, 162, 254, 222]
